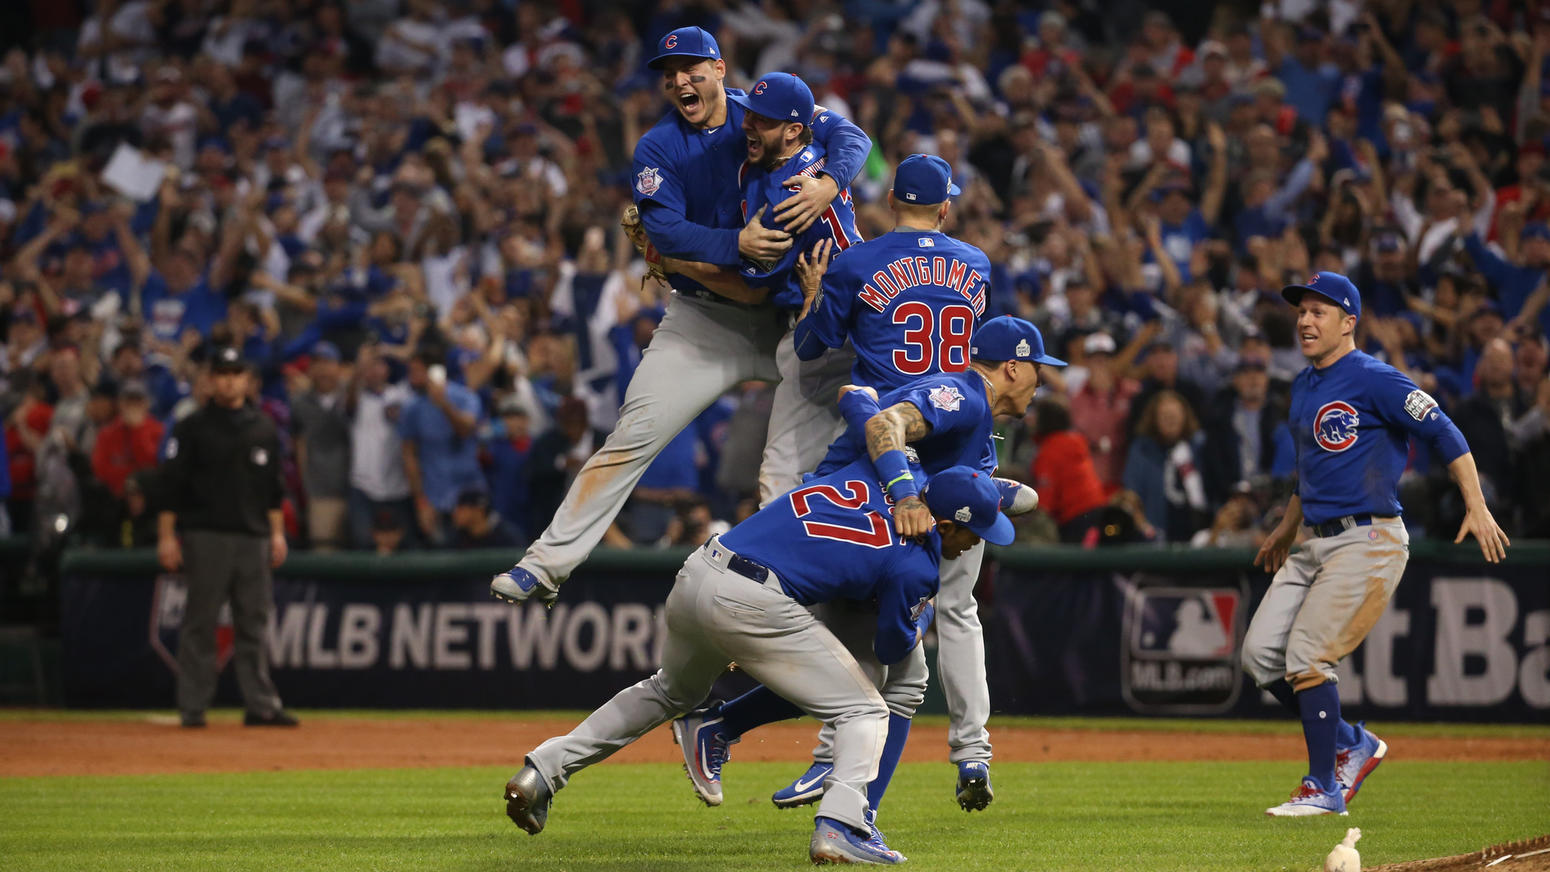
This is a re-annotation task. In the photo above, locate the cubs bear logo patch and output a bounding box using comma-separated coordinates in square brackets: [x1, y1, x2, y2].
[1314, 401, 1360, 452]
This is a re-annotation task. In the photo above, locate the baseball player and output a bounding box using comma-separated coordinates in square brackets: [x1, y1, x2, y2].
[502, 462, 1016, 866]
[648, 70, 864, 504]
[774, 156, 1005, 812]
[672, 317, 1061, 823]
[1245, 272, 1509, 816]
[491, 29, 870, 605]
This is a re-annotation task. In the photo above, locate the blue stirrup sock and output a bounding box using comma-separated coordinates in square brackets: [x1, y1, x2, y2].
[717, 685, 803, 739]
[1297, 682, 1341, 792]
[866, 713, 912, 811]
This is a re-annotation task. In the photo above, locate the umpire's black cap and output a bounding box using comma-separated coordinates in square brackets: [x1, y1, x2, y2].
[211, 346, 247, 373]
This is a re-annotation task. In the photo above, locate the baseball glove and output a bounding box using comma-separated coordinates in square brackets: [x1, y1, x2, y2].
[621, 205, 668, 287]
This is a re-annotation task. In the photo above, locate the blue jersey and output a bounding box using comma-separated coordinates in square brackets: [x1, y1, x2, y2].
[1290, 349, 1469, 525]
[793, 229, 989, 391]
[738, 143, 862, 309]
[719, 458, 940, 664]
[631, 95, 871, 299]
[816, 369, 997, 479]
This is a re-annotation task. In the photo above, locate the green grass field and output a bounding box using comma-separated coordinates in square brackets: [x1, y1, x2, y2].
[3, 750, 1547, 871]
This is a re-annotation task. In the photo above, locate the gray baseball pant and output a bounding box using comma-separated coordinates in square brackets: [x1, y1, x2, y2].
[525, 540, 887, 832]
[176, 530, 284, 717]
[757, 330, 853, 506]
[808, 540, 992, 765]
[1242, 518, 1410, 690]
[520, 296, 784, 585]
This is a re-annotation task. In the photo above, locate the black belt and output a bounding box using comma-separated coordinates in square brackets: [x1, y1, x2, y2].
[1310, 514, 1396, 538]
[727, 552, 773, 584]
[702, 539, 775, 585]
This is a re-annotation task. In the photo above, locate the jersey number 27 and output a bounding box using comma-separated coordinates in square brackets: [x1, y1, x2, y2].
[893, 303, 974, 376]
[788, 480, 894, 549]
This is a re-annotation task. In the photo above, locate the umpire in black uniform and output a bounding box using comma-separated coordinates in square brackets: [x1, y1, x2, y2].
[157, 346, 297, 728]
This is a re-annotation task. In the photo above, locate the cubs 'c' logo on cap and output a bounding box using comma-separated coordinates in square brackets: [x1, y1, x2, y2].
[1314, 401, 1360, 452]
[753, 80, 768, 95]
[1015, 338, 1031, 357]
[664, 34, 678, 49]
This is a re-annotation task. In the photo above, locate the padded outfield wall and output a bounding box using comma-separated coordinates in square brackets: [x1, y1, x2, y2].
[55, 542, 1550, 722]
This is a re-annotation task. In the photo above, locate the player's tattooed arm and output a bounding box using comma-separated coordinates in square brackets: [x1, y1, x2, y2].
[866, 402, 935, 539]
[864, 402, 932, 457]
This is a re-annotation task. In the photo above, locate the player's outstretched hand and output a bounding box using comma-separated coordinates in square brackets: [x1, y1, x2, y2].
[1253, 523, 1297, 575]
[739, 205, 793, 263]
[1456, 504, 1510, 564]
[773, 174, 840, 234]
[796, 238, 834, 319]
[893, 495, 934, 540]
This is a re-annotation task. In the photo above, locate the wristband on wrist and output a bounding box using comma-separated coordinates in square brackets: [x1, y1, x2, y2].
[875, 449, 918, 502]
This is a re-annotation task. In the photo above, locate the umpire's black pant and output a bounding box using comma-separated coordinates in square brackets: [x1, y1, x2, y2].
[176, 530, 284, 717]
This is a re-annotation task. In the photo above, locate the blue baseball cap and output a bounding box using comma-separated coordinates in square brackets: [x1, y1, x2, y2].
[728, 72, 813, 124]
[1282, 271, 1362, 319]
[647, 26, 721, 70]
[968, 316, 1067, 366]
[1522, 222, 1550, 242]
[892, 154, 961, 205]
[922, 466, 1015, 546]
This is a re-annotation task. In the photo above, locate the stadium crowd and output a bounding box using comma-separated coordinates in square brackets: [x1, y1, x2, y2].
[1, 0, 1548, 559]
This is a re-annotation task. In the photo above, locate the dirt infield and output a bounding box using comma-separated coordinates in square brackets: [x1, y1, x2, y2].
[2, 716, 1546, 778]
[1368, 835, 1550, 872]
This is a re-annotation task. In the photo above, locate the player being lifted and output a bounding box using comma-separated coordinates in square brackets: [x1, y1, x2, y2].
[646, 71, 864, 504]
[490, 29, 869, 605]
[1244, 272, 1509, 816]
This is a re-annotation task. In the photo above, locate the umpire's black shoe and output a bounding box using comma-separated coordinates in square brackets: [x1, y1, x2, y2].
[180, 711, 207, 728]
[243, 709, 300, 727]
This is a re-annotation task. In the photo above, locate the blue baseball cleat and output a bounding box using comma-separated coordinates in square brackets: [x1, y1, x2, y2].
[490, 566, 558, 606]
[1265, 778, 1349, 816]
[672, 707, 737, 806]
[810, 816, 903, 865]
[504, 763, 553, 835]
[956, 760, 993, 811]
[771, 760, 833, 808]
[861, 808, 904, 862]
[1335, 721, 1388, 803]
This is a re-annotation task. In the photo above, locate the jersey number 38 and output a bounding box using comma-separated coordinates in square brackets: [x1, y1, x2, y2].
[893, 303, 974, 376]
[788, 480, 895, 549]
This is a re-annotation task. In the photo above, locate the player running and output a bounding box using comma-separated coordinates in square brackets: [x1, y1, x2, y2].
[501, 462, 1015, 865]
[1244, 272, 1509, 817]
[491, 29, 870, 606]
[671, 317, 1060, 826]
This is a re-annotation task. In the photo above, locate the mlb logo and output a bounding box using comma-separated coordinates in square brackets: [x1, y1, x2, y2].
[918, 237, 935, 247]
[927, 384, 963, 412]
[1121, 583, 1245, 714]
[636, 167, 662, 196]
[1131, 589, 1237, 658]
